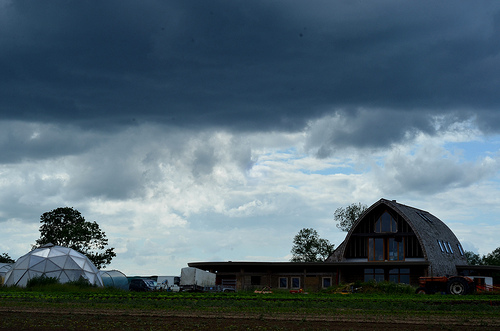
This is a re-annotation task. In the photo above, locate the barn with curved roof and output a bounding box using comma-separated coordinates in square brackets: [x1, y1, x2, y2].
[325, 198, 468, 284]
[189, 198, 485, 291]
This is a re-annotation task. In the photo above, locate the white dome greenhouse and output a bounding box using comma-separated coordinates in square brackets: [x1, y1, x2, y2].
[0, 263, 13, 285]
[3, 244, 103, 287]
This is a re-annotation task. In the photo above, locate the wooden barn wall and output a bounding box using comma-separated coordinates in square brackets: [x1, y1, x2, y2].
[219, 271, 338, 292]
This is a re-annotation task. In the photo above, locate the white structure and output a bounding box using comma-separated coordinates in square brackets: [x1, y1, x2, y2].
[3, 244, 103, 287]
[180, 267, 216, 291]
[0, 263, 13, 285]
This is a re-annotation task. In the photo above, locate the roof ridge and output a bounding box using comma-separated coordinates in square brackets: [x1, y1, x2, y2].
[382, 198, 430, 214]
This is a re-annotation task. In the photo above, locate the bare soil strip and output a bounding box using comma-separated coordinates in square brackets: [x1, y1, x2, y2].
[1, 306, 499, 330]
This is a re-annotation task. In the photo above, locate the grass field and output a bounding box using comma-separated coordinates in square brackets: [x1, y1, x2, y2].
[1, 283, 499, 330]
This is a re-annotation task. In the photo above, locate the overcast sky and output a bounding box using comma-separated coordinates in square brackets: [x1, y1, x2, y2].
[1, 0, 500, 276]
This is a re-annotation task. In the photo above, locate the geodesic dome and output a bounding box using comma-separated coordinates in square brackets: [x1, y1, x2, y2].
[3, 244, 103, 287]
[99, 269, 128, 290]
[0, 263, 13, 285]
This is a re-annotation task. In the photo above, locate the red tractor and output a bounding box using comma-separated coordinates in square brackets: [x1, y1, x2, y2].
[416, 276, 475, 295]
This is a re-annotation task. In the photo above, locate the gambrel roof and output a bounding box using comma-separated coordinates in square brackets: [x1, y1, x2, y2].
[327, 198, 467, 276]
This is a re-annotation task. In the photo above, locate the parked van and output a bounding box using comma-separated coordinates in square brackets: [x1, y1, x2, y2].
[129, 278, 156, 292]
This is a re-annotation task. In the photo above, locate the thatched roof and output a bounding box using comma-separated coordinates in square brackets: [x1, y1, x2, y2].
[326, 198, 467, 276]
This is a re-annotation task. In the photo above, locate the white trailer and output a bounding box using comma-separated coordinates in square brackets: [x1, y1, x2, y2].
[179, 267, 216, 292]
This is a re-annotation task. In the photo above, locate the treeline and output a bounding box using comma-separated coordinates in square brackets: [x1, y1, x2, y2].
[465, 248, 500, 266]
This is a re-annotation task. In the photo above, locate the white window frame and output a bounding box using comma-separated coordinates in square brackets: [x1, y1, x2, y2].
[291, 277, 300, 289]
[322, 277, 332, 289]
[278, 277, 288, 289]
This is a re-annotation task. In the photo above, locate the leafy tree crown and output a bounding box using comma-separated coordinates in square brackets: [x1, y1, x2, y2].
[34, 207, 116, 269]
[464, 248, 500, 266]
[290, 228, 335, 262]
[334, 202, 368, 232]
[0, 253, 15, 263]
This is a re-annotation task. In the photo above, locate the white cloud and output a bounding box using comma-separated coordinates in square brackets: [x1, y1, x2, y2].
[1, 120, 500, 275]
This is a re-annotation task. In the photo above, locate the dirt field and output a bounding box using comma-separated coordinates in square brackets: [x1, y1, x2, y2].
[1, 306, 499, 330]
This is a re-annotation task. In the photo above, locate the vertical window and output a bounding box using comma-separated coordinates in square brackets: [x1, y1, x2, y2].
[457, 244, 464, 256]
[447, 242, 454, 254]
[291, 277, 300, 289]
[364, 268, 384, 282]
[380, 212, 391, 232]
[368, 238, 385, 261]
[279, 277, 287, 289]
[417, 212, 433, 223]
[389, 268, 410, 284]
[388, 238, 404, 261]
[374, 211, 397, 233]
[437, 240, 444, 252]
[322, 277, 332, 288]
[444, 241, 450, 253]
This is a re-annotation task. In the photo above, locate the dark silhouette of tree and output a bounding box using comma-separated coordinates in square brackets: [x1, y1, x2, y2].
[464, 248, 500, 266]
[334, 202, 367, 232]
[0, 253, 15, 263]
[464, 250, 482, 265]
[482, 247, 500, 266]
[34, 207, 116, 269]
[290, 228, 335, 262]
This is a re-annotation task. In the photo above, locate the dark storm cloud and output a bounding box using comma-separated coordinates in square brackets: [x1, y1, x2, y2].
[2, 1, 500, 139]
[305, 108, 441, 157]
[0, 122, 103, 163]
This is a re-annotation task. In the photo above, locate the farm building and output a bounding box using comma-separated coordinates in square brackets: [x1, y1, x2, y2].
[3, 243, 103, 287]
[190, 198, 498, 291]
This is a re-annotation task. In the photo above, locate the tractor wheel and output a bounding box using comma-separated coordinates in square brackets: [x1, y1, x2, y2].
[415, 287, 427, 294]
[447, 277, 468, 295]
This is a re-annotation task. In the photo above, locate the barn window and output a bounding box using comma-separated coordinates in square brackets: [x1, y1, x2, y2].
[417, 212, 433, 223]
[368, 237, 405, 261]
[388, 238, 404, 261]
[279, 277, 288, 288]
[437, 240, 445, 252]
[368, 238, 384, 261]
[364, 268, 384, 282]
[443, 241, 450, 253]
[374, 211, 397, 233]
[291, 277, 300, 289]
[322, 277, 332, 288]
[389, 268, 410, 284]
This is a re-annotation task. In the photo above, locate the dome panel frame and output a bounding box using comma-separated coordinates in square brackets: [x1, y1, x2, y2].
[3, 245, 103, 287]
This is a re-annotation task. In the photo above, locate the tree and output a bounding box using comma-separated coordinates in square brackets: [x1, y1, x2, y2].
[334, 202, 367, 232]
[464, 250, 483, 265]
[0, 253, 15, 263]
[290, 228, 335, 262]
[34, 207, 116, 269]
[482, 247, 500, 266]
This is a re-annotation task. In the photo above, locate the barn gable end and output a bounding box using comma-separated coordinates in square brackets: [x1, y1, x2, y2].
[189, 198, 477, 291]
[326, 198, 467, 278]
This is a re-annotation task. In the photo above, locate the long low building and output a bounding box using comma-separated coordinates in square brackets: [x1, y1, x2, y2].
[190, 198, 500, 291]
